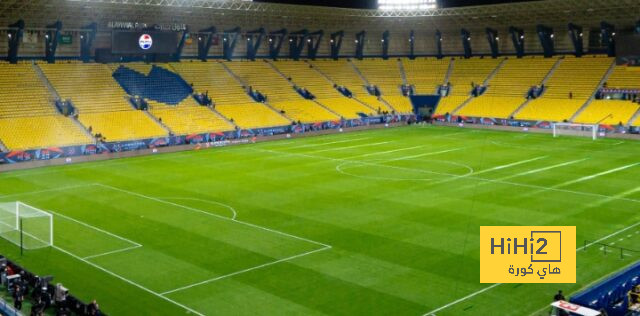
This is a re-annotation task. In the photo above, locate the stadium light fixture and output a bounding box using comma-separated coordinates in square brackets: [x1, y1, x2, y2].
[495, 36, 499, 40]
[378, 0, 437, 10]
[355, 39, 358, 43]
[550, 33, 554, 38]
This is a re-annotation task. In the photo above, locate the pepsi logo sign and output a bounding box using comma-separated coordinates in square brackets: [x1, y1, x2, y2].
[139, 34, 153, 50]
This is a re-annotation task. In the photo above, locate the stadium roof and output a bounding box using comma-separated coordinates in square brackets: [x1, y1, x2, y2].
[1, 0, 638, 31]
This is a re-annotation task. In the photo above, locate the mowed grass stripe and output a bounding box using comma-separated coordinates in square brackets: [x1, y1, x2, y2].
[0, 125, 639, 315]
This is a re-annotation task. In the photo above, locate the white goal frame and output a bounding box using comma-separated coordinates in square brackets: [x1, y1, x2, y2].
[552, 123, 598, 140]
[0, 201, 53, 249]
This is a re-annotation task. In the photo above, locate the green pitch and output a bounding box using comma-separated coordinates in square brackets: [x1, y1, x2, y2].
[1, 125, 639, 315]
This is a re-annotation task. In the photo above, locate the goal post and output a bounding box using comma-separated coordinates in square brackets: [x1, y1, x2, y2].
[0, 201, 53, 250]
[552, 123, 598, 140]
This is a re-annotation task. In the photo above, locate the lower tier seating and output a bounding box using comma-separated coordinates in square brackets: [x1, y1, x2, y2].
[316, 98, 374, 119]
[149, 99, 234, 135]
[434, 96, 469, 115]
[457, 96, 527, 119]
[515, 99, 585, 122]
[382, 95, 414, 113]
[0, 116, 91, 150]
[573, 100, 640, 125]
[216, 103, 291, 129]
[270, 100, 339, 123]
[78, 111, 167, 142]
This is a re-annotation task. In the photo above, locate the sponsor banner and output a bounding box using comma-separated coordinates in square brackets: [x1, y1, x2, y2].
[480, 226, 576, 283]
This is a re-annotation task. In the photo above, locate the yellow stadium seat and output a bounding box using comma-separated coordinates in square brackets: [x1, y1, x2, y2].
[574, 100, 640, 125]
[0, 116, 91, 150]
[216, 103, 291, 129]
[402, 57, 450, 94]
[434, 96, 469, 115]
[149, 98, 234, 135]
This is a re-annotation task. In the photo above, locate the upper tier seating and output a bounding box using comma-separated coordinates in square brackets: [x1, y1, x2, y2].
[605, 66, 640, 89]
[149, 98, 234, 135]
[447, 57, 503, 96]
[402, 57, 450, 94]
[310, 60, 366, 96]
[224, 60, 300, 103]
[0, 64, 56, 118]
[0, 63, 91, 150]
[457, 57, 557, 118]
[170, 61, 253, 105]
[112, 65, 192, 105]
[39, 63, 166, 141]
[226, 60, 336, 123]
[352, 59, 403, 95]
[272, 61, 343, 99]
[516, 56, 613, 122]
[573, 100, 640, 125]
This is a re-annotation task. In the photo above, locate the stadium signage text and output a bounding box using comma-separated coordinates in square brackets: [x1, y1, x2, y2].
[107, 21, 187, 31]
[480, 226, 575, 283]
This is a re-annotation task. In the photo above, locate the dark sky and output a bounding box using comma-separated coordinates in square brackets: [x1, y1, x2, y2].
[255, 0, 534, 9]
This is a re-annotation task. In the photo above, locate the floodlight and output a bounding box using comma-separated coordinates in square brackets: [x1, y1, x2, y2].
[378, 0, 437, 10]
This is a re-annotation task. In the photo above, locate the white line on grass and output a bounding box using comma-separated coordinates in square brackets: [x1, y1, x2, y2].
[95, 183, 330, 248]
[424, 219, 640, 315]
[160, 246, 331, 295]
[384, 148, 465, 162]
[82, 245, 143, 260]
[285, 137, 371, 150]
[159, 197, 238, 220]
[553, 162, 640, 188]
[498, 158, 589, 180]
[307, 141, 391, 154]
[252, 148, 640, 206]
[341, 145, 424, 160]
[477, 156, 548, 174]
[48, 209, 142, 248]
[52, 245, 206, 316]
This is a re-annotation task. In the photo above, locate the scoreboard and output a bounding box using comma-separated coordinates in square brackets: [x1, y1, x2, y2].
[111, 30, 178, 54]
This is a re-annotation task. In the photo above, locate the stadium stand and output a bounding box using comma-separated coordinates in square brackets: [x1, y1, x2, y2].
[402, 57, 450, 94]
[456, 57, 557, 118]
[0, 63, 91, 150]
[605, 65, 640, 89]
[434, 96, 470, 115]
[216, 103, 291, 129]
[313, 97, 375, 119]
[228, 60, 338, 123]
[573, 100, 640, 126]
[352, 59, 403, 95]
[351, 59, 414, 113]
[515, 56, 613, 122]
[38, 63, 167, 141]
[310, 60, 367, 96]
[447, 57, 503, 96]
[148, 98, 234, 135]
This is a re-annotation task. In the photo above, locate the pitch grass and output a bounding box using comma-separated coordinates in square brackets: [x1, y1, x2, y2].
[1, 125, 640, 316]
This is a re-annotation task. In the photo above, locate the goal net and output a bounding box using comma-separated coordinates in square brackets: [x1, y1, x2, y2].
[0, 202, 53, 249]
[552, 123, 598, 140]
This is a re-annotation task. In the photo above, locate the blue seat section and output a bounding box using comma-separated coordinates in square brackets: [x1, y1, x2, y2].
[112, 65, 193, 105]
[571, 261, 640, 316]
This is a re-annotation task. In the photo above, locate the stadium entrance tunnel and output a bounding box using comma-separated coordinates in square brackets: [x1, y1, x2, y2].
[335, 158, 473, 181]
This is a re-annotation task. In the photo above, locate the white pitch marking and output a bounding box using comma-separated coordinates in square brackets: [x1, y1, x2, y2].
[498, 158, 588, 180]
[341, 145, 424, 160]
[384, 148, 465, 162]
[285, 137, 371, 150]
[252, 147, 640, 205]
[307, 141, 391, 153]
[473, 156, 548, 175]
[424, 219, 640, 315]
[82, 245, 142, 260]
[49, 209, 142, 247]
[159, 197, 237, 220]
[95, 183, 330, 248]
[53, 245, 205, 316]
[554, 163, 640, 188]
[161, 245, 331, 295]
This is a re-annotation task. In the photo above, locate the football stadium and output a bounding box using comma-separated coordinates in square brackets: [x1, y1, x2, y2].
[0, 0, 640, 315]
